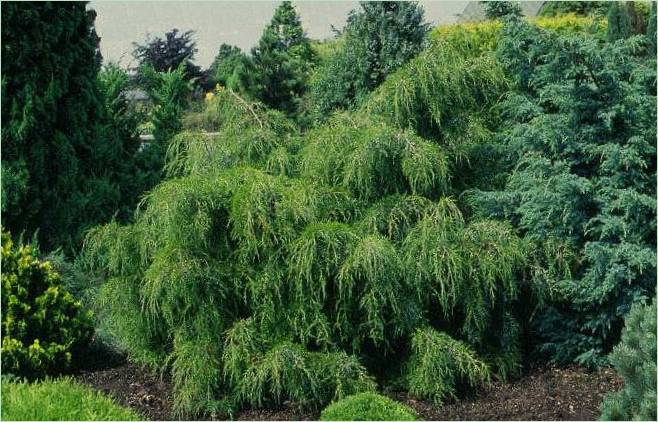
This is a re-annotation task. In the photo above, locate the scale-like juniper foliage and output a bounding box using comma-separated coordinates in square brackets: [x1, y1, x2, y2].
[470, 17, 656, 367]
[82, 49, 525, 415]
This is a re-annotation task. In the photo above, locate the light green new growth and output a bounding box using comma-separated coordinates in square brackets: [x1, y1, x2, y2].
[407, 327, 491, 405]
[81, 44, 523, 415]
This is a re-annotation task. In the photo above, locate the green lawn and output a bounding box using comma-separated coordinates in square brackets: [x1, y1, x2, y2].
[1, 377, 141, 421]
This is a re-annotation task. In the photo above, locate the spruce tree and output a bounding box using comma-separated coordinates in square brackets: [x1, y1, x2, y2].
[1, 2, 136, 252]
[482, 1, 523, 20]
[600, 298, 657, 420]
[310, 1, 428, 115]
[246, 1, 316, 114]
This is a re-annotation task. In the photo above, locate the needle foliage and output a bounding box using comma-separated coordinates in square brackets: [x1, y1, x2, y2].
[81, 22, 527, 415]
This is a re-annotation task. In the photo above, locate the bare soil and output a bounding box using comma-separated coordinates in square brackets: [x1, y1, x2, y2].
[75, 360, 621, 421]
[390, 365, 622, 421]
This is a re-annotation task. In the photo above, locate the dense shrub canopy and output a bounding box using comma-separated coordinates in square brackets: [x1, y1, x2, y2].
[82, 42, 526, 414]
[1, 230, 93, 378]
[15, 4, 649, 419]
[470, 16, 657, 366]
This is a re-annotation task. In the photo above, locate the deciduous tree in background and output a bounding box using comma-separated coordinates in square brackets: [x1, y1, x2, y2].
[132, 28, 203, 85]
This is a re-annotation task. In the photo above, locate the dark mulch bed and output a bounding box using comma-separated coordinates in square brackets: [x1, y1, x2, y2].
[75, 359, 621, 421]
[391, 365, 622, 421]
[77, 362, 174, 421]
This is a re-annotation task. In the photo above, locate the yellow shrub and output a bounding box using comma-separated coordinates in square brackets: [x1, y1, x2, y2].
[430, 14, 606, 55]
[533, 13, 606, 35]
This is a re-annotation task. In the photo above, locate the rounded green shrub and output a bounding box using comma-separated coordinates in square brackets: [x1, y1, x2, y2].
[320, 393, 418, 421]
[1, 229, 93, 378]
[600, 297, 656, 421]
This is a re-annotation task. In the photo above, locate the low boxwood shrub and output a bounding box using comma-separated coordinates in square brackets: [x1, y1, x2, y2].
[1, 376, 140, 420]
[1, 229, 93, 378]
[600, 297, 657, 421]
[320, 392, 418, 421]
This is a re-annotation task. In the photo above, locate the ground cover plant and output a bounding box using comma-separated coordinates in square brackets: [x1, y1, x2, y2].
[1, 377, 141, 421]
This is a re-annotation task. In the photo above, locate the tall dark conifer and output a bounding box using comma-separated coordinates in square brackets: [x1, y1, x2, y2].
[1, 2, 136, 251]
[248, 1, 316, 114]
[310, 1, 428, 114]
[607, 2, 632, 42]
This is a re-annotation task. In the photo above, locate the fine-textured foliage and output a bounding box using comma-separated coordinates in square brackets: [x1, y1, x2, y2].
[1, 377, 141, 421]
[406, 327, 491, 406]
[81, 25, 527, 415]
[80, 14, 536, 416]
[1, 2, 145, 252]
[1, 230, 93, 378]
[600, 297, 657, 421]
[320, 393, 418, 421]
[309, 1, 428, 115]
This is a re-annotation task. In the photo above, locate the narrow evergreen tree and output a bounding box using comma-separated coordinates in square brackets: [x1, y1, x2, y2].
[648, 1, 657, 56]
[607, 2, 632, 42]
[208, 44, 245, 88]
[482, 1, 523, 20]
[246, 1, 316, 114]
[600, 298, 657, 420]
[310, 1, 428, 115]
[1, 2, 137, 252]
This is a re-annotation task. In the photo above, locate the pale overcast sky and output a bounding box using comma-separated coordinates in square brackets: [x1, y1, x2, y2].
[89, 1, 469, 69]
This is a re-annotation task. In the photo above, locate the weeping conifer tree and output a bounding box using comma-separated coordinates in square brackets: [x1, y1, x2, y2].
[81, 30, 527, 416]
